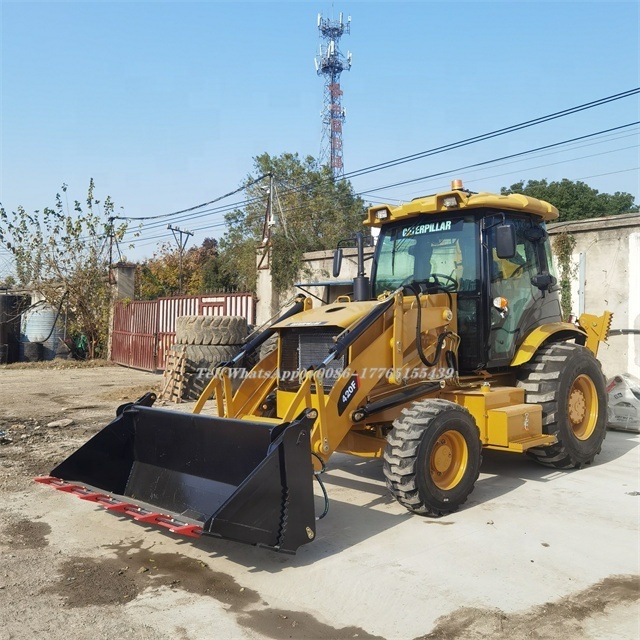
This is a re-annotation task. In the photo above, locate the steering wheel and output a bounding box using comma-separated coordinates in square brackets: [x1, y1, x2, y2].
[425, 273, 458, 292]
[509, 263, 527, 278]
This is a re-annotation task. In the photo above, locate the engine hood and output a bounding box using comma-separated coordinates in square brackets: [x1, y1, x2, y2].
[271, 300, 380, 331]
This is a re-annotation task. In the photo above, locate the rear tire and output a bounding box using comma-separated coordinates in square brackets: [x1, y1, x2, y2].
[383, 399, 482, 516]
[171, 344, 240, 371]
[517, 342, 607, 469]
[259, 333, 279, 361]
[175, 316, 248, 346]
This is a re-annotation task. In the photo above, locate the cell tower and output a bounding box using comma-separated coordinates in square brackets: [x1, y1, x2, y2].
[315, 12, 352, 178]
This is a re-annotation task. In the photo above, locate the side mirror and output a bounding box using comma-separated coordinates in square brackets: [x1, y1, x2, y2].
[333, 248, 343, 278]
[531, 272, 557, 292]
[496, 224, 516, 259]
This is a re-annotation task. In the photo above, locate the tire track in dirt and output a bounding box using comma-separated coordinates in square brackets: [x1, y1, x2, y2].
[419, 575, 640, 640]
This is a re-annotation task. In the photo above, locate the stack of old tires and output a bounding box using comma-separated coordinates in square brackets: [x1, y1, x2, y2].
[171, 315, 250, 401]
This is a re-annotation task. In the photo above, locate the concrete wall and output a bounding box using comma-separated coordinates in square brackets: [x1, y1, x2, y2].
[110, 262, 136, 301]
[106, 262, 136, 361]
[547, 213, 640, 379]
[256, 246, 374, 325]
[256, 214, 640, 378]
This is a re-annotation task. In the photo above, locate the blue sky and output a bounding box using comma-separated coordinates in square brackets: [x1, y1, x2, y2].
[1, 0, 639, 264]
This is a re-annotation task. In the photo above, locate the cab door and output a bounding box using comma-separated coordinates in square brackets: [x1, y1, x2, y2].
[484, 215, 557, 367]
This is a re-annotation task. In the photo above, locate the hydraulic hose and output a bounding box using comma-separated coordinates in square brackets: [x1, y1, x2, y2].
[407, 283, 454, 369]
[217, 295, 307, 368]
[311, 452, 329, 520]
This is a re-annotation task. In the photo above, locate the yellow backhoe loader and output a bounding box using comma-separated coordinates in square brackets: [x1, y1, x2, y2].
[38, 182, 612, 553]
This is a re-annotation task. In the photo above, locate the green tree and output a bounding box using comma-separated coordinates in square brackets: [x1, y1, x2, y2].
[135, 237, 233, 299]
[218, 152, 367, 293]
[200, 238, 237, 292]
[501, 178, 638, 221]
[0, 274, 16, 289]
[0, 180, 128, 358]
[135, 243, 181, 299]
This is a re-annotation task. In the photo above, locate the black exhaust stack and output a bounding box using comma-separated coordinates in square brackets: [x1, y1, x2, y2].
[333, 231, 370, 302]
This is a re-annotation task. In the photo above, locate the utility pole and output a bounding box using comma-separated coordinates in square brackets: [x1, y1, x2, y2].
[315, 11, 352, 178]
[107, 216, 116, 285]
[257, 174, 274, 271]
[167, 224, 194, 295]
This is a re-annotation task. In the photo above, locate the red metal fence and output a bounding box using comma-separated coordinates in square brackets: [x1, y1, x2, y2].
[111, 293, 255, 372]
[111, 300, 158, 371]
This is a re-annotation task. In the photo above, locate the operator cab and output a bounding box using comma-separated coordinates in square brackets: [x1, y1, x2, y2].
[368, 186, 560, 373]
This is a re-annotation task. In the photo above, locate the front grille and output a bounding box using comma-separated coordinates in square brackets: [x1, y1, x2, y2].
[279, 328, 346, 391]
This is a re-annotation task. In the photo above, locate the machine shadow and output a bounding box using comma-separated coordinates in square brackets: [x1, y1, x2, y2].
[104, 432, 638, 571]
[470, 429, 639, 503]
[479, 429, 638, 479]
[181, 451, 524, 570]
[189, 454, 409, 569]
[597, 429, 639, 463]
[184, 498, 413, 571]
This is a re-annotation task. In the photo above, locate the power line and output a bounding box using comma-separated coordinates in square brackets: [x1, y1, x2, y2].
[138, 129, 637, 244]
[574, 167, 639, 181]
[111, 89, 640, 251]
[209, 89, 639, 214]
[119, 196, 259, 237]
[356, 122, 640, 196]
[84, 194, 262, 244]
[133, 158, 639, 252]
[236, 132, 640, 225]
[113, 173, 271, 222]
[129, 130, 639, 251]
[119, 88, 640, 232]
[195, 89, 640, 221]
[364, 128, 640, 201]
[341, 87, 640, 181]
[380, 141, 640, 201]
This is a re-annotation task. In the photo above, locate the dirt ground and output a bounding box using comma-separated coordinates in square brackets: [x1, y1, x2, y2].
[1, 363, 638, 640]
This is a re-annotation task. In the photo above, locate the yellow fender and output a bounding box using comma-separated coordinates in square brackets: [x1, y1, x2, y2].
[511, 322, 587, 367]
[511, 311, 613, 367]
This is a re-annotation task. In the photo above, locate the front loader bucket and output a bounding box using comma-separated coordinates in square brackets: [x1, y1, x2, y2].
[44, 404, 317, 553]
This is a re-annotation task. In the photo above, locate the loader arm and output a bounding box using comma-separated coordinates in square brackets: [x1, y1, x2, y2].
[270, 289, 458, 461]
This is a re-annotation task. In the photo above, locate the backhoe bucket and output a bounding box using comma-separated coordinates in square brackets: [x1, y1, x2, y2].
[45, 403, 317, 553]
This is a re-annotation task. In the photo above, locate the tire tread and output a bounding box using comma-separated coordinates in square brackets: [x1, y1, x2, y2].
[517, 342, 607, 469]
[383, 399, 481, 517]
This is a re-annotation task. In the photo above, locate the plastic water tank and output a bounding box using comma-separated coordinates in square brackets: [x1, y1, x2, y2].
[21, 304, 60, 361]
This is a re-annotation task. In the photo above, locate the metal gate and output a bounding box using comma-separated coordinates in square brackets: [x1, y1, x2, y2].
[111, 293, 255, 372]
[111, 301, 157, 371]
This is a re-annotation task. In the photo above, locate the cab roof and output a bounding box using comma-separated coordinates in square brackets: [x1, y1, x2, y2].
[366, 185, 559, 226]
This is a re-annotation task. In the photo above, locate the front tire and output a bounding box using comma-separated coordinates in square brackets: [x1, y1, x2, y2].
[517, 342, 607, 469]
[383, 399, 482, 516]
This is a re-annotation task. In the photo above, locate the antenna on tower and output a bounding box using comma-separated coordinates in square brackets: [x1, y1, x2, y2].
[315, 11, 351, 179]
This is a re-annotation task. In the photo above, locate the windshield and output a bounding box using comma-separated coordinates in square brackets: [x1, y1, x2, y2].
[372, 216, 478, 297]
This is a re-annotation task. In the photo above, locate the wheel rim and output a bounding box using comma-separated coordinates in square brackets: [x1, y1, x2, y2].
[429, 430, 469, 490]
[568, 374, 598, 440]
